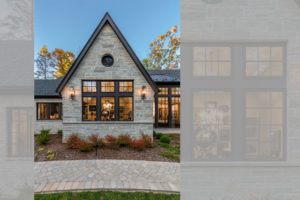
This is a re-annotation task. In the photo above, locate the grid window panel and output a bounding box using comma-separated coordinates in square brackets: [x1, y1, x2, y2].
[158, 97, 168, 125]
[193, 47, 231, 76]
[37, 103, 47, 120]
[101, 81, 115, 92]
[172, 87, 180, 95]
[158, 87, 168, 95]
[83, 81, 96, 92]
[82, 97, 97, 121]
[119, 97, 133, 121]
[171, 97, 180, 128]
[101, 97, 115, 121]
[49, 104, 60, 120]
[193, 91, 232, 159]
[119, 81, 133, 92]
[245, 91, 283, 159]
[246, 46, 283, 76]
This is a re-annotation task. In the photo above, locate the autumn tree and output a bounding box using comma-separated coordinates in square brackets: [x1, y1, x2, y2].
[52, 49, 75, 78]
[142, 25, 180, 70]
[34, 45, 55, 79]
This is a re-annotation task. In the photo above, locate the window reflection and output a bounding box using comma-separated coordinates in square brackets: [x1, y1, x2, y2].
[158, 87, 168, 95]
[158, 97, 168, 127]
[83, 81, 96, 92]
[246, 91, 283, 159]
[49, 104, 60, 119]
[101, 97, 115, 120]
[246, 46, 283, 76]
[101, 81, 114, 92]
[119, 81, 133, 92]
[38, 103, 47, 120]
[193, 47, 231, 76]
[119, 97, 133, 120]
[193, 91, 232, 159]
[83, 97, 96, 120]
[171, 97, 180, 128]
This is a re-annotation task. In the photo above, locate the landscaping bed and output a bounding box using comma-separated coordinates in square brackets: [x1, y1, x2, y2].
[35, 191, 180, 200]
[34, 131, 180, 163]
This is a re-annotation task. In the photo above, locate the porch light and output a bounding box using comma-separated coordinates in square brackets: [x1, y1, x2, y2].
[141, 86, 146, 100]
[70, 86, 75, 100]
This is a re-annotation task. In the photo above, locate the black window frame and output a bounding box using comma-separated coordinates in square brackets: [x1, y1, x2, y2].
[36, 103, 62, 120]
[82, 80, 134, 121]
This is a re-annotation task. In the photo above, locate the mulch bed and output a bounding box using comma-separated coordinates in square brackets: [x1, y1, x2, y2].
[34, 134, 180, 163]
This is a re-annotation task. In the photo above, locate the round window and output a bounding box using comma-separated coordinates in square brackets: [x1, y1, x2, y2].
[101, 55, 114, 67]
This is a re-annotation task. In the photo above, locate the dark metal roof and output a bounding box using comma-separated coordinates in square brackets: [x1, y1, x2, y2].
[148, 69, 180, 83]
[34, 77, 63, 98]
[56, 12, 158, 93]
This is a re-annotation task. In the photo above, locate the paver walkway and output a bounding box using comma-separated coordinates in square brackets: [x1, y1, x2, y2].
[34, 160, 180, 194]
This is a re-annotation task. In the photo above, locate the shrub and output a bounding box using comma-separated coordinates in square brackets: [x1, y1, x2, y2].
[57, 130, 63, 136]
[141, 134, 154, 148]
[38, 148, 44, 152]
[117, 134, 131, 147]
[153, 131, 156, 137]
[88, 135, 104, 148]
[105, 135, 120, 149]
[155, 132, 163, 139]
[46, 154, 54, 160]
[66, 134, 81, 149]
[77, 140, 93, 152]
[130, 138, 146, 151]
[40, 129, 50, 135]
[37, 130, 50, 145]
[47, 150, 53, 154]
[160, 135, 171, 144]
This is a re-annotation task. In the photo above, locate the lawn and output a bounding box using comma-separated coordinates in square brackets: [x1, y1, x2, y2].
[35, 191, 180, 200]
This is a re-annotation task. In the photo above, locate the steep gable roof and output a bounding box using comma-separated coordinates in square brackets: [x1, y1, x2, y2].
[56, 12, 158, 93]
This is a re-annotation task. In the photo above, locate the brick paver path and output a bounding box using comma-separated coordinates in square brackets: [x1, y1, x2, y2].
[34, 160, 180, 194]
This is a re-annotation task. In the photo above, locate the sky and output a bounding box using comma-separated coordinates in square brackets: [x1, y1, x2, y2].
[34, 0, 180, 61]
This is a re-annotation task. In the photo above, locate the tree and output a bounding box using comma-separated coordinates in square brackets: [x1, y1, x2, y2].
[142, 25, 180, 70]
[34, 45, 55, 79]
[52, 49, 75, 78]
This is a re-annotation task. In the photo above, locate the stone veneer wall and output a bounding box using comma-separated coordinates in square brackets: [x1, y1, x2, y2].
[34, 98, 63, 134]
[61, 24, 154, 142]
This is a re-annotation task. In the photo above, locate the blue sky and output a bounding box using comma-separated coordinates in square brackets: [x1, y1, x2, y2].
[34, 0, 180, 61]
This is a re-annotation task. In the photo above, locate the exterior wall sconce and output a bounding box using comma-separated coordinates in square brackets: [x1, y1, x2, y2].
[70, 86, 75, 100]
[141, 86, 146, 100]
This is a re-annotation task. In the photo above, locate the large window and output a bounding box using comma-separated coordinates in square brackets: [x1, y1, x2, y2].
[37, 103, 62, 120]
[190, 42, 286, 161]
[82, 80, 133, 121]
[155, 86, 180, 128]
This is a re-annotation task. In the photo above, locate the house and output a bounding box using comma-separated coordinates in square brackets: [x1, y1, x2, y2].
[34, 13, 180, 141]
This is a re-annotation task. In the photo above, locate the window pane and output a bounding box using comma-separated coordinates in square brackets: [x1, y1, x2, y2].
[38, 104, 47, 120]
[158, 97, 168, 127]
[193, 91, 232, 160]
[83, 81, 96, 92]
[171, 97, 180, 128]
[83, 97, 96, 120]
[101, 81, 114, 92]
[119, 97, 133, 121]
[246, 46, 283, 77]
[193, 47, 231, 77]
[172, 87, 180, 95]
[49, 103, 60, 120]
[119, 81, 133, 92]
[246, 92, 283, 159]
[101, 97, 115, 120]
[158, 87, 168, 95]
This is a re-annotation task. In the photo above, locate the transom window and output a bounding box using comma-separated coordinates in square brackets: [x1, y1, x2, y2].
[83, 81, 97, 92]
[246, 46, 283, 76]
[193, 47, 231, 76]
[158, 87, 168, 95]
[82, 80, 133, 121]
[37, 103, 62, 120]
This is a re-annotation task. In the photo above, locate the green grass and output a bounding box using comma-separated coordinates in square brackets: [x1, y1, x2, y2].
[157, 142, 180, 162]
[35, 191, 180, 200]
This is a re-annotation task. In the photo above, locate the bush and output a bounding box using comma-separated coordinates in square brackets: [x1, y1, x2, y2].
[160, 135, 171, 144]
[153, 131, 156, 137]
[141, 134, 154, 148]
[66, 134, 81, 149]
[37, 130, 50, 145]
[117, 134, 131, 147]
[130, 138, 146, 151]
[155, 132, 163, 139]
[77, 140, 93, 152]
[57, 130, 63, 136]
[88, 135, 104, 148]
[105, 135, 120, 149]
